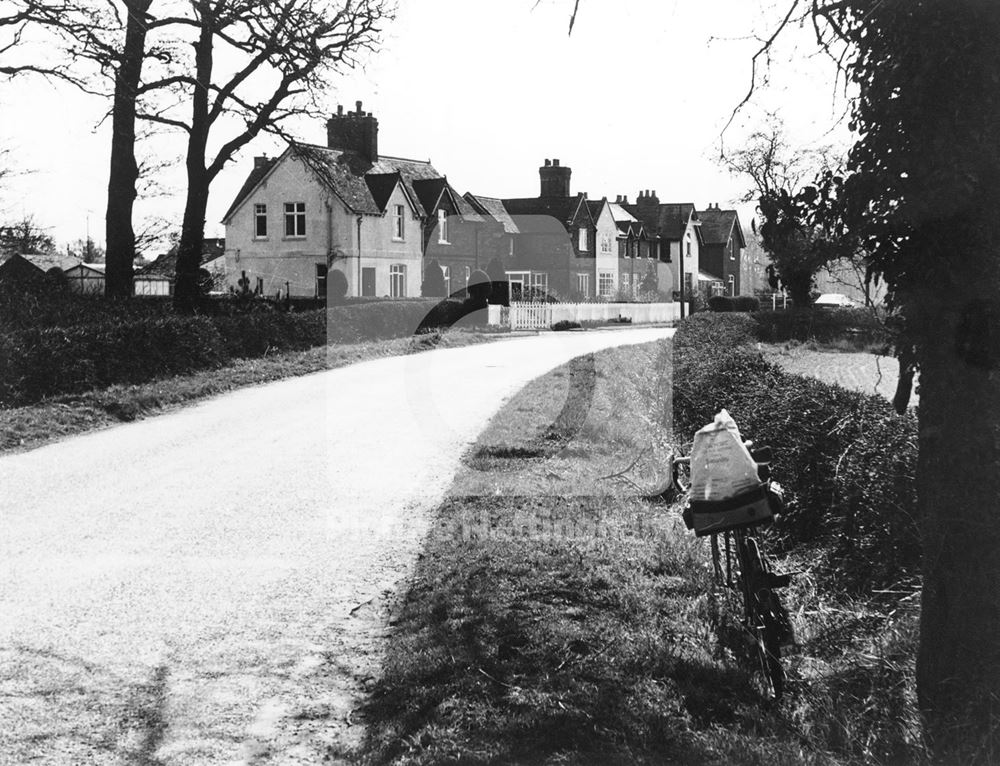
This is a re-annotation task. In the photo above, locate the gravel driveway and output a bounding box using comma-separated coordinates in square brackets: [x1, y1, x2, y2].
[0, 327, 671, 765]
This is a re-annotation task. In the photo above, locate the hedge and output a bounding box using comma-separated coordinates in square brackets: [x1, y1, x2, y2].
[754, 307, 890, 346]
[0, 297, 490, 406]
[671, 313, 919, 592]
[707, 295, 760, 312]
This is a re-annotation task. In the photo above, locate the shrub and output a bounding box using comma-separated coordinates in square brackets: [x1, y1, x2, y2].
[671, 313, 919, 592]
[551, 319, 581, 331]
[733, 295, 760, 312]
[327, 299, 442, 342]
[707, 295, 733, 312]
[328, 268, 349, 302]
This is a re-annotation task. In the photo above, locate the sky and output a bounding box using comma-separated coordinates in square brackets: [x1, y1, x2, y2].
[0, 0, 853, 253]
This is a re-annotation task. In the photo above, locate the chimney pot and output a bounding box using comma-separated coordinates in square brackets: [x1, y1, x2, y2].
[545, 159, 551, 167]
[553, 159, 560, 167]
[337, 104, 344, 115]
[254, 154, 269, 169]
[355, 100, 363, 114]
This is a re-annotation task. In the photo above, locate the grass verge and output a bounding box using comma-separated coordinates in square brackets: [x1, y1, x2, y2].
[360, 329, 927, 765]
[0, 329, 502, 455]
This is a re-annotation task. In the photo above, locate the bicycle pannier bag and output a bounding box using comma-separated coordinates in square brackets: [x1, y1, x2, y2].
[687, 409, 772, 536]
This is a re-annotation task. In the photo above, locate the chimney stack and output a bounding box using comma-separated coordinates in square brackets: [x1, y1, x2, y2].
[327, 101, 379, 163]
[254, 154, 269, 169]
[539, 157, 572, 198]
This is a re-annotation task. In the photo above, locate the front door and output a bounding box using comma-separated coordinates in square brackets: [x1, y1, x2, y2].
[362, 267, 376, 297]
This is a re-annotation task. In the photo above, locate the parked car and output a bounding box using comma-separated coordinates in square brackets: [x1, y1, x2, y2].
[813, 293, 861, 309]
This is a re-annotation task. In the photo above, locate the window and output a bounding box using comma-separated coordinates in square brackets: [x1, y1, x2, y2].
[438, 209, 449, 243]
[621, 273, 631, 292]
[728, 237, 735, 259]
[390, 264, 406, 297]
[464, 266, 471, 288]
[316, 263, 328, 298]
[393, 204, 405, 240]
[598, 270, 614, 298]
[600, 233, 613, 254]
[443, 265, 451, 296]
[685, 238, 691, 258]
[576, 273, 590, 297]
[530, 271, 548, 299]
[254, 203, 267, 238]
[506, 271, 529, 301]
[728, 274, 735, 296]
[284, 202, 305, 237]
[578, 227, 589, 252]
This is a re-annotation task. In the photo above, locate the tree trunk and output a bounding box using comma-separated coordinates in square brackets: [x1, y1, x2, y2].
[915, 229, 1000, 760]
[103, 0, 151, 300]
[172, 9, 213, 313]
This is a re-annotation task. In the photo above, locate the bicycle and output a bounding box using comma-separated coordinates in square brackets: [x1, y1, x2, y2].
[669, 444, 793, 702]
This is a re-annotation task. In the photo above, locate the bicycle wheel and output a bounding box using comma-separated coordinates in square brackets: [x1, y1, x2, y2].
[735, 534, 785, 701]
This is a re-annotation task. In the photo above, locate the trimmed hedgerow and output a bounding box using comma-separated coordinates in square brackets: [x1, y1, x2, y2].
[754, 307, 889, 346]
[0, 299, 470, 406]
[708, 295, 761, 313]
[672, 313, 919, 592]
[0, 315, 227, 405]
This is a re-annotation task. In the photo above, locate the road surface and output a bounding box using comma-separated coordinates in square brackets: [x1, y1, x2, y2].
[0, 327, 672, 765]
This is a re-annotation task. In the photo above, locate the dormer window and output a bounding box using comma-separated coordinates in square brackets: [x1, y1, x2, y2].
[438, 209, 449, 244]
[578, 227, 589, 252]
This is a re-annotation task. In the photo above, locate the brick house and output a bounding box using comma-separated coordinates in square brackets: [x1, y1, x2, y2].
[501, 159, 614, 301]
[221, 102, 440, 299]
[624, 193, 702, 300]
[697, 204, 746, 296]
[413, 178, 496, 297]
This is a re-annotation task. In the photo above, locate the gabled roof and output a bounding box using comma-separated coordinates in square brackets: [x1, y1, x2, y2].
[412, 177, 449, 219]
[222, 158, 278, 222]
[365, 172, 407, 212]
[294, 143, 443, 218]
[22, 253, 83, 272]
[464, 193, 520, 234]
[697, 207, 746, 248]
[608, 202, 638, 224]
[623, 201, 702, 242]
[501, 193, 593, 232]
[65, 262, 105, 274]
[585, 198, 613, 221]
[222, 143, 445, 223]
[139, 239, 227, 278]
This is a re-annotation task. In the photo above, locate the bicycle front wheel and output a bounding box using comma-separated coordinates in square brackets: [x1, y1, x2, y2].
[736, 534, 785, 701]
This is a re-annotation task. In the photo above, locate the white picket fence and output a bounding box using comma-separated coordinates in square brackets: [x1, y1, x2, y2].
[488, 302, 681, 330]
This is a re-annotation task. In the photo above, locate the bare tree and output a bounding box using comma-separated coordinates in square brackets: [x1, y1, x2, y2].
[117, 0, 390, 309]
[0, 0, 183, 298]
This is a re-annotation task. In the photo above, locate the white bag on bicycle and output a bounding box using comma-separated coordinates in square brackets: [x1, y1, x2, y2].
[688, 409, 772, 536]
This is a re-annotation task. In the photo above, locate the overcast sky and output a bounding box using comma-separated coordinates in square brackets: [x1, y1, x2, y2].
[0, 0, 852, 252]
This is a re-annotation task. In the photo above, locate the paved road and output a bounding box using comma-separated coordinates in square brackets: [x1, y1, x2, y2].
[0, 327, 672, 765]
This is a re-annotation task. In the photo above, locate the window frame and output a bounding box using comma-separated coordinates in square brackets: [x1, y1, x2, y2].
[598, 270, 615, 298]
[253, 203, 268, 239]
[390, 263, 406, 298]
[437, 209, 449, 244]
[393, 204, 405, 241]
[576, 272, 590, 297]
[578, 227, 589, 252]
[284, 202, 306, 238]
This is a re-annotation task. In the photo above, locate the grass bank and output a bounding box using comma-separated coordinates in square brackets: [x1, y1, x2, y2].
[0, 329, 503, 455]
[360, 321, 927, 765]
